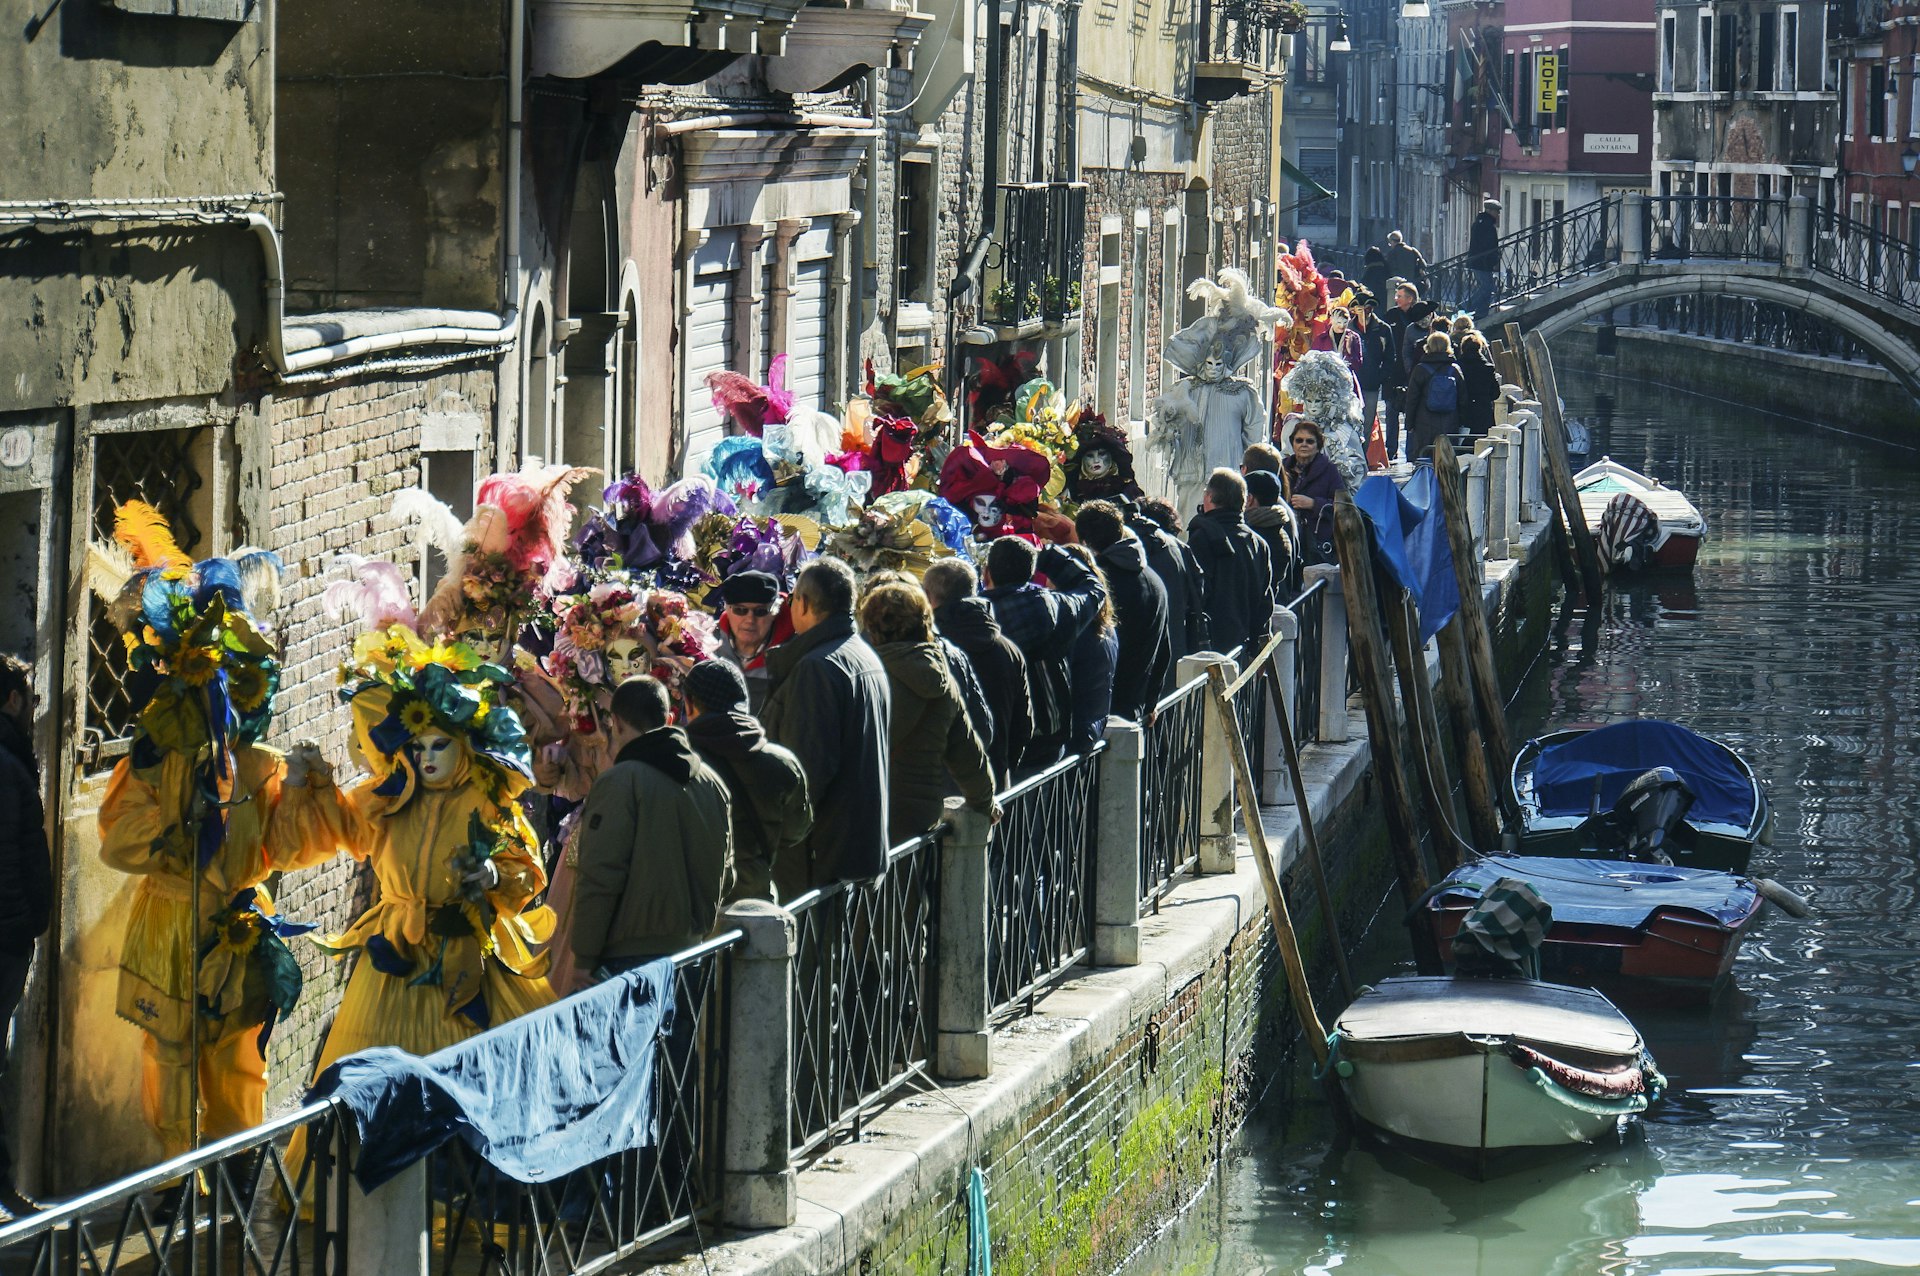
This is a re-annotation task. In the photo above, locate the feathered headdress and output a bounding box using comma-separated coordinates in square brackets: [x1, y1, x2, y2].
[706, 353, 795, 437]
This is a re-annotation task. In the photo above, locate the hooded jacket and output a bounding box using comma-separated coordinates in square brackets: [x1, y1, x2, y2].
[0, 713, 51, 957]
[983, 545, 1107, 767]
[761, 613, 893, 886]
[1245, 504, 1300, 601]
[1405, 351, 1465, 456]
[933, 597, 1030, 784]
[1459, 343, 1501, 435]
[1125, 512, 1209, 678]
[685, 709, 813, 904]
[571, 727, 734, 967]
[1186, 506, 1276, 658]
[874, 641, 995, 842]
[1095, 537, 1173, 722]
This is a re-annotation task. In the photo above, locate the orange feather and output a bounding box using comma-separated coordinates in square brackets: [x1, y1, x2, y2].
[113, 500, 192, 572]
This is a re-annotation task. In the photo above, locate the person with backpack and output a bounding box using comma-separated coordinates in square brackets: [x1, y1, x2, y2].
[1404, 331, 1466, 462]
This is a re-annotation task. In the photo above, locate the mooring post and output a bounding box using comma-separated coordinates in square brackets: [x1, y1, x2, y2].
[1304, 565, 1351, 744]
[1183, 651, 1241, 873]
[721, 900, 798, 1228]
[1431, 434, 1516, 789]
[1383, 591, 1461, 875]
[1263, 604, 1298, 805]
[1092, 717, 1144, 967]
[936, 797, 993, 1079]
[1524, 329, 1607, 600]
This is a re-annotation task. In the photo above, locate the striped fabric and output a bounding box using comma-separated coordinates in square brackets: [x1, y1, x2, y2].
[1596, 491, 1659, 569]
[1451, 875, 1554, 979]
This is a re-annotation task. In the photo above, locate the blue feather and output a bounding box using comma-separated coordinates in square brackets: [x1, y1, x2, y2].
[192, 557, 247, 613]
[140, 573, 185, 642]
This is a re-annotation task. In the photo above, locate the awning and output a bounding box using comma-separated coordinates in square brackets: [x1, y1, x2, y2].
[1281, 156, 1336, 203]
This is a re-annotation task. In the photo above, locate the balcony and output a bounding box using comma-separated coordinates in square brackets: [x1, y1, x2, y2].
[1193, 0, 1294, 102]
[766, 0, 932, 94]
[973, 182, 1088, 341]
[533, 0, 815, 78]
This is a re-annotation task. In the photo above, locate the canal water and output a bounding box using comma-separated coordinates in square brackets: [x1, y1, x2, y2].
[1123, 370, 1920, 1274]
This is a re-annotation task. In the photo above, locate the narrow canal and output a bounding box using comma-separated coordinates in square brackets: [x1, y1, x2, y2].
[1124, 368, 1920, 1274]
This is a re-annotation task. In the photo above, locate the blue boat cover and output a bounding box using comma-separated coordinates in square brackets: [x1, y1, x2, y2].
[1355, 470, 1460, 644]
[1532, 719, 1755, 828]
[1438, 856, 1759, 930]
[310, 958, 673, 1191]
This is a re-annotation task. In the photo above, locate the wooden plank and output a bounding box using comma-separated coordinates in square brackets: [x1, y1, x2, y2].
[1257, 656, 1355, 1001]
[1429, 437, 1515, 791]
[1502, 322, 1533, 393]
[1435, 615, 1503, 851]
[1522, 330, 1606, 602]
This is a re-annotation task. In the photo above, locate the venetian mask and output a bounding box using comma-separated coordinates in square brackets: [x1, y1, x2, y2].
[969, 492, 1004, 529]
[1079, 447, 1116, 481]
[605, 636, 644, 685]
[1199, 350, 1227, 382]
[414, 730, 465, 789]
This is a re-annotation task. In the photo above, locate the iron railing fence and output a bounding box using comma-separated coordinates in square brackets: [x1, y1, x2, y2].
[0, 1102, 351, 1276]
[1426, 196, 1621, 312]
[989, 183, 1088, 327]
[1614, 296, 1878, 363]
[1288, 577, 1327, 746]
[989, 747, 1103, 1018]
[1646, 195, 1788, 263]
[1139, 675, 1207, 909]
[1303, 244, 1366, 283]
[1812, 208, 1920, 312]
[429, 934, 737, 1276]
[787, 831, 941, 1159]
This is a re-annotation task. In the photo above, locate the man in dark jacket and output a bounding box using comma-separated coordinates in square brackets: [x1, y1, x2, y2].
[572, 676, 734, 976]
[982, 538, 1108, 773]
[682, 660, 814, 904]
[0, 656, 49, 1212]
[1243, 470, 1299, 599]
[1380, 282, 1422, 462]
[1186, 469, 1276, 658]
[1383, 230, 1429, 295]
[761, 558, 893, 886]
[1353, 295, 1395, 451]
[924, 557, 1031, 785]
[1117, 496, 1208, 680]
[1074, 502, 1172, 724]
[1467, 197, 1501, 317]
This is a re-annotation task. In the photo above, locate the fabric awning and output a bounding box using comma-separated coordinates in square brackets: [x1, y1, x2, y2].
[1281, 156, 1336, 202]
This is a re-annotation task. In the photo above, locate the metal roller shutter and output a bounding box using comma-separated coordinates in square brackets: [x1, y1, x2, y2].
[681, 231, 738, 474]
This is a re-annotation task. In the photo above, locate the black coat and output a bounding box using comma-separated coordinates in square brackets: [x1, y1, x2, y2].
[1384, 242, 1429, 290]
[1096, 537, 1173, 723]
[1125, 513, 1209, 681]
[1467, 212, 1501, 270]
[933, 595, 1033, 785]
[1405, 353, 1466, 458]
[1380, 309, 1416, 389]
[684, 710, 813, 904]
[1186, 507, 1276, 659]
[1460, 345, 1501, 434]
[0, 715, 51, 958]
[984, 546, 1106, 767]
[1354, 319, 1396, 391]
[761, 613, 893, 886]
[1359, 261, 1393, 305]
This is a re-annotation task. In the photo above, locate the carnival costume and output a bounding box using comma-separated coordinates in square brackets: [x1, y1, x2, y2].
[1065, 413, 1144, 505]
[91, 503, 349, 1155]
[1153, 269, 1288, 516]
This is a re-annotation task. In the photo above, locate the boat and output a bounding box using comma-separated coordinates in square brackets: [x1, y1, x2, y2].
[1330, 975, 1663, 1179]
[1421, 855, 1765, 1001]
[1574, 456, 1705, 571]
[1511, 719, 1771, 873]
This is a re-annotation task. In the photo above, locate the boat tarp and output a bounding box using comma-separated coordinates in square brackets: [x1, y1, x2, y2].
[1355, 470, 1459, 644]
[1439, 856, 1759, 930]
[1532, 719, 1755, 827]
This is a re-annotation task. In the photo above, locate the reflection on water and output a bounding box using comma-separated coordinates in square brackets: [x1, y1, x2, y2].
[1122, 376, 1920, 1274]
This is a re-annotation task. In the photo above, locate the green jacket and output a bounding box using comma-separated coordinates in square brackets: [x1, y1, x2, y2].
[570, 727, 734, 969]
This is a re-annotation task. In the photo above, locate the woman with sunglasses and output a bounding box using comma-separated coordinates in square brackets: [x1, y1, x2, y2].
[1281, 420, 1347, 566]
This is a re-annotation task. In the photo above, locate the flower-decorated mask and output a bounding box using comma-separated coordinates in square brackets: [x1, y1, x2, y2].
[415, 730, 466, 789]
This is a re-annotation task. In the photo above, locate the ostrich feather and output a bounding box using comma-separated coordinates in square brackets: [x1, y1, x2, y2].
[392, 488, 466, 567]
[475, 464, 598, 586]
[113, 500, 192, 572]
[84, 540, 135, 605]
[227, 548, 285, 620]
[323, 556, 418, 631]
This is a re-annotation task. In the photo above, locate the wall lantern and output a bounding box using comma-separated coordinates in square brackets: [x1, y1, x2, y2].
[1402, 0, 1431, 18]
[1330, 14, 1352, 51]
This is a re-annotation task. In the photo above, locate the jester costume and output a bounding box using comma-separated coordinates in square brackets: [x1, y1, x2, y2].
[92, 503, 349, 1156]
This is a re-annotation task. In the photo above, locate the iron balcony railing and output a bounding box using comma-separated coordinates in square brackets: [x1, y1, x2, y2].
[986, 182, 1088, 328]
[0, 1101, 352, 1276]
[428, 932, 737, 1275]
[1425, 195, 1622, 313]
[1139, 674, 1207, 909]
[988, 746, 1104, 1019]
[1619, 295, 1878, 363]
[787, 831, 941, 1158]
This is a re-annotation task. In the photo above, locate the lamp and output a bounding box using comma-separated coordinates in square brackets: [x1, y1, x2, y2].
[1329, 14, 1352, 51]
[1402, 0, 1431, 17]
[1903, 146, 1919, 177]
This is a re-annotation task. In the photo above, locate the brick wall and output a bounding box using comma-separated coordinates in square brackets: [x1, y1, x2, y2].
[260, 362, 499, 1103]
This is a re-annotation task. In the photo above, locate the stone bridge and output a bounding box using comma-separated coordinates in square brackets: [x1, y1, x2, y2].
[1424, 193, 1920, 403]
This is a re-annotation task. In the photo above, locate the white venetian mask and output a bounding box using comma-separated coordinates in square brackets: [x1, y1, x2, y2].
[415, 730, 463, 788]
[604, 636, 644, 685]
[970, 493, 1004, 528]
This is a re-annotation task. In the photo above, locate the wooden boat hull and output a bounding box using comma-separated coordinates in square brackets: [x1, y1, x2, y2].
[1645, 529, 1701, 570]
[1575, 456, 1706, 574]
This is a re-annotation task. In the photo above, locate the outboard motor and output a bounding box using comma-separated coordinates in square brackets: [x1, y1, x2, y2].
[1606, 766, 1695, 864]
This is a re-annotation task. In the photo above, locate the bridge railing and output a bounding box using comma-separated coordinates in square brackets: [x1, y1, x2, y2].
[1813, 207, 1920, 313]
[1646, 196, 1788, 264]
[1426, 196, 1622, 313]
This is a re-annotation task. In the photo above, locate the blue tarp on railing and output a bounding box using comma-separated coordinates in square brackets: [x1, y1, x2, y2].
[1532, 719, 1755, 828]
[310, 958, 673, 1190]
[1354, 470, 1460, 644]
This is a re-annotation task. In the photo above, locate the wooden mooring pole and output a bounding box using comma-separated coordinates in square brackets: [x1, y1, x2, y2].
[1523, 330, 1607, 602]
[1430, 436, 1515, 791]
[1382, 590, 1462, 875]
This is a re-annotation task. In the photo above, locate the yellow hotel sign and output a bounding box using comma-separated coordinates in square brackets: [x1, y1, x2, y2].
[1536, 54, 1559, 115]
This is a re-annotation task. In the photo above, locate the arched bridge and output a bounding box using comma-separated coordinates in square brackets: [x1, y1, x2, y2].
[1421, 194, 1920, 402]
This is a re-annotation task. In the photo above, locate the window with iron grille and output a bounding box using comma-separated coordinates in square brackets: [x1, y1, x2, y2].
[83, 427, 211, 767]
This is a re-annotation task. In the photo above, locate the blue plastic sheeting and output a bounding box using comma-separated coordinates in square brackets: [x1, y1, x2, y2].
[1354, 469, 1460, 644]
[311, 958, 673, 1190]
[1532, 719, 1756, 828]
[1438, 855, 1759, 930]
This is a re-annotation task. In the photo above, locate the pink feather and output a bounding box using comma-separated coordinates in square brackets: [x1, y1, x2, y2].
[475, 463, 596, 587]
[323, 556, 418, 630]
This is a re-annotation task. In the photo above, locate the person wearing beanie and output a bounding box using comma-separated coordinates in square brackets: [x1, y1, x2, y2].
[1242, 469, 1300, 598]
[682, 660, 814, 904]
[1073, 502, 1172, 724]
[714, 570, 786, 713]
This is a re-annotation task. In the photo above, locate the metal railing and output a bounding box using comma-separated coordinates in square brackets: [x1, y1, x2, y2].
[1426, 195, 1621, 312]
[1139, 675, 1207, 909]
[1813, 208, 1920, 310]
[787, 832, 941, 1158]
[987, 182, 1088, 327]
[428, 934, 737, 1275]
[0, 1102, 351, 1276]
[1615, 295, 1878, 363]
[1288, 577, 1327, 746]
[988, 747, 1103, 1018]
[1647, 195, 1787, 263]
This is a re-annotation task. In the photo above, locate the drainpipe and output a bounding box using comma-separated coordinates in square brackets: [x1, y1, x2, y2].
[657, 112, 878, 136]
[946, 0, 1003, 409]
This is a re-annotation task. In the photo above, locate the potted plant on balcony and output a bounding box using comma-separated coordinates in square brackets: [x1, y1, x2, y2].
[988, 280, 1018, 323]
[1043, 276, 1084, 316]
[1271, 0, 1309, 32]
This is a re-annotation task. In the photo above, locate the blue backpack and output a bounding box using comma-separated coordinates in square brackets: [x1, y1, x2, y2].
[1424, 364, 1460, 413]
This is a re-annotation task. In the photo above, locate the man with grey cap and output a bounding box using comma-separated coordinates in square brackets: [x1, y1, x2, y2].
[1467, 197, 1501, 318]
[713, 570, 784, 713]
[682, 659, 814, 904]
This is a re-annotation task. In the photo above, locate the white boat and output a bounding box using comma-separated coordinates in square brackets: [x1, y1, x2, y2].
[1574, 456, 1705, 570]
[1330, 976, 1662, 1177]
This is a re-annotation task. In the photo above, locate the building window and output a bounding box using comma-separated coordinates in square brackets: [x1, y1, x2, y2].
[1757, 12, 1776, 90]
[1555, 46, 1570, 128]
[1716, 13, 1737, 91]
[1907, 207, 1920, 280]
[1780, 8, 1798, 91]
[1698, 14, 1713, 92]
[1840, 62, 1852, 137]
[1910, 55, 1920, 137]
[896, 155, 936, 305]
[1660, 16, 1676, 93]
[1869, 63, 1888, 139]
[1715, 171, 1733, 223]
[1504, 50, 1517, 129]
[1658, 169, 1675, 218]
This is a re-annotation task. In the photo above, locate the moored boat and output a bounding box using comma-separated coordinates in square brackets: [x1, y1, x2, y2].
[1421, 855, 1764, 1001]
[1575, 456, 1705, 571]
[1511, 719, 1771, 873]
[1330, 976, 1663, 1179]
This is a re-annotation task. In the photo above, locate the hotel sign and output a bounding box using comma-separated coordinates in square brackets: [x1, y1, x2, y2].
[1536, 54, 1559, 115]
[1583, 133, 1641, 153]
